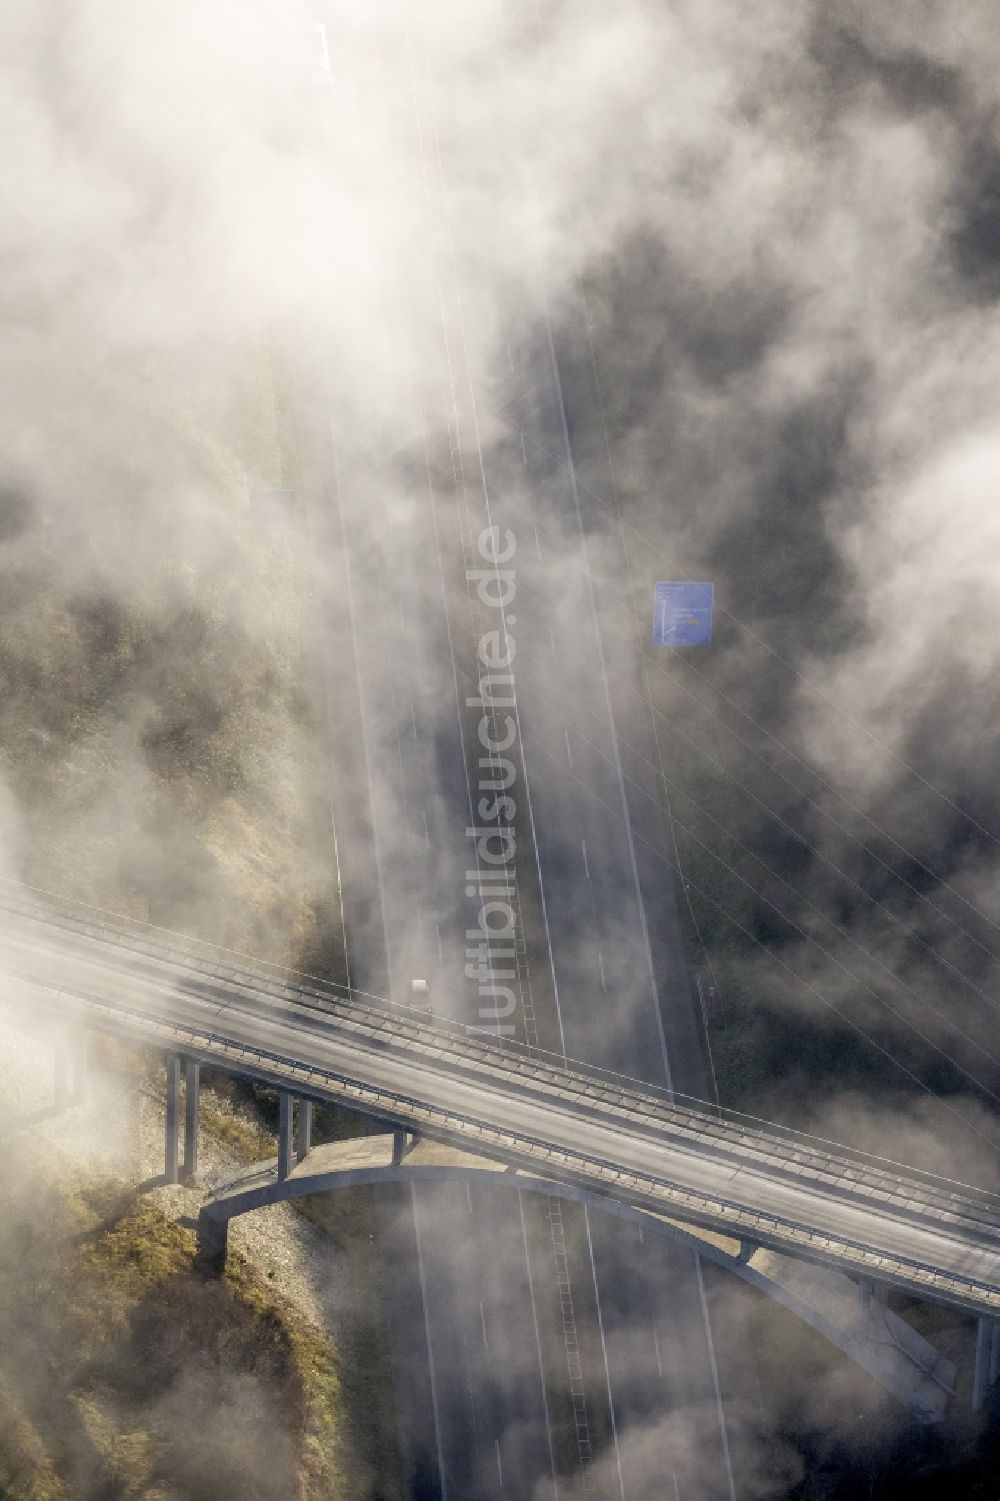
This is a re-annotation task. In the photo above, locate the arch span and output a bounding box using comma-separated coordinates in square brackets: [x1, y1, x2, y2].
[197, 1132, 956, 1420]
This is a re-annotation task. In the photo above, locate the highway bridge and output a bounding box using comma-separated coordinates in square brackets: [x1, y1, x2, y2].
[3, 889, 1000, 1352]
[303, 7, 748, 1490]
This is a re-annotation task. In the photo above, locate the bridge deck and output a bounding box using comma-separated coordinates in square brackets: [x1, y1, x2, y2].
[2, 895, 1000, 1316]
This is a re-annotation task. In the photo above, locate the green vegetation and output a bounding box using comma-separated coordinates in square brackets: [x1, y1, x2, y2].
[654, 703, 977, 1120]
[0, 1177, 337, 1499]
[0, 1041, 402, 1500]
[0, 343, 395, 1496]
[197, 1069, 403, 1500]
[0, 343, 342, 980]
[291, 1191, 402, 1497]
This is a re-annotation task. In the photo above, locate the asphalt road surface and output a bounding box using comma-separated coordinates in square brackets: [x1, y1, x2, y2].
[301, 5, 745, 1495]
[4, 913, 1000, 1317]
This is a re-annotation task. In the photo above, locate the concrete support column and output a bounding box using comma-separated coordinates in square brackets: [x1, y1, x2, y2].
[164, 1054, 181, 1185]
[858, 1279, 888, 1326]
[54, 1029, 88, 1110]
[278, 1091, 294, 1181]
[54, 1033, 70, 1111]
[298, 1098, 313, 1163]
[182, 1059, 200, 1180]
[71, 1029, 88, 1105]
[391, 1126, 418, 1165]
[974, 1318, 1000, 1411]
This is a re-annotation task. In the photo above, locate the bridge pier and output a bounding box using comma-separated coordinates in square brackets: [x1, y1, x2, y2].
[278, 1091, 294, 1181]
[165, 1053, 181, 1184]
[183, 1059, 200, 1180]
[299, 1099, 313, 1163]
[164, 1054, 200, 1184]
[277, 1092, 317, 1178]
[195, 1092, 312, 1273]
[973, 1317, 1000, 1411]
[192, 1141, 962, 1418]
[72, 1029, 88, 1105]
[54, 1034, 70, 1110]
[858, 1278, 889, 1323]
[390, 1126, 418, 1165]
[54, 1027, 88, 1110]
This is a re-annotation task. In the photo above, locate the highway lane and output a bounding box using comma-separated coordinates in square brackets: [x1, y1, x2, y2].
[308, 7, 605, 1493]
[306, 8, 934, 1492]
[489, 7, 740, 1485]
[481, 306, 736, 1494]
[5, 921, 1000, 1312]
[390, 113, 736, 1501]
[7, 896, 995, 1238]
[310, 6, 789, 1493]
[310, 5, 705, 1489]
[309, 242, 556, 1501]
[306, 15, 565, 1480]
[303, 371, 460, 1493]
[310, 402, 555, 1497]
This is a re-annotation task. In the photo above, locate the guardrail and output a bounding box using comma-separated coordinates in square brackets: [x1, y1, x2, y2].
[15, 970, 1000, 1316]
[4, 888, 1000, 1237]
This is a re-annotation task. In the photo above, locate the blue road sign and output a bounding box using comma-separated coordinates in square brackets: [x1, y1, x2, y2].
[653, 582, 714, 645]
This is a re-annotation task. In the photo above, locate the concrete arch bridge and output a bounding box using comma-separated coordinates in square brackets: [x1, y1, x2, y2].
[2, 889, 998, 1420]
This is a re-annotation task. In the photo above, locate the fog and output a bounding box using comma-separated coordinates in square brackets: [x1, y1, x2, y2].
[3, 2, 1000, 1497]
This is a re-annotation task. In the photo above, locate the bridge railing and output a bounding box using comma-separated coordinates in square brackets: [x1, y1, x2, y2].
[15, 969, 1000, 1316]
[3, 883, 1000, 1237]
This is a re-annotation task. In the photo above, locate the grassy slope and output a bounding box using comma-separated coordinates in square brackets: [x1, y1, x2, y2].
[0, 1189, 337, 1499]
[0, 344, 397, 1497]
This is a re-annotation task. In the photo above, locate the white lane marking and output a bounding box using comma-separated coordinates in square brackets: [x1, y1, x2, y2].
[422, 810, 430, 847]
[357, 27, 572, 1481]
[581, 839, 590, 881]
[653, 1326, 663, 1379]
[411, 700, 418, 738]
[480, 1300, 489, 1350]
[316, 341, 392, 1016]
[328, 799, 351, 991]
[542, 316, 674, 1091]
[696, 1258, 737, 1501]
[584, 1207, 626, 1501]
[520, 428, 527, 466]
[598, 951, 607, 992]
[519, 1192, 558, 1489]
[466, 1180, 473, 1212]
[495, 1437, 504, 1487]
[534, 524, 542, 561]
[411, 1185, 450, 1500]
[564, 730, 574, 770]
[436, 923, 444, 962]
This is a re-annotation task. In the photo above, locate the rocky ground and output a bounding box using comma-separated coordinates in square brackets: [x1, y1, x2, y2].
[0, 1006, 399, 1501]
